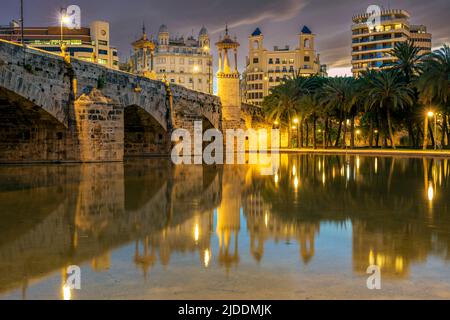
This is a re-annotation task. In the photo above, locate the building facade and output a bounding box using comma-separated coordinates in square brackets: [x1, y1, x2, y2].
[0, 20, 119, 69]
[244, 26, 323, 106]
[351, 9, 432, 77]
[131, 25, 213, 94]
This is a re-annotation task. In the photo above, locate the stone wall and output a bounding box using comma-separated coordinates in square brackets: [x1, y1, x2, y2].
[75, 89, 124, 162]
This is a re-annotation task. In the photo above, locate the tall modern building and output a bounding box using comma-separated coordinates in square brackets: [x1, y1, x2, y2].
[0, 20, 119, 69]
[351, 9, 432, 77]
[131, 25, 213, 94]
[244, 26, 323, 106]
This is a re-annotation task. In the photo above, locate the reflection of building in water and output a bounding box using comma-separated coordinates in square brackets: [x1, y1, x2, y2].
[244, 192, 320, 264]
[134, 210, 213, 278]
[216, 168, 243, 271]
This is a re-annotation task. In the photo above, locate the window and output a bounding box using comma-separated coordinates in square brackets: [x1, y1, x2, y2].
[253, 58, 259, 64]
[304, 39, 311, 49]
[275, 58, 280, 64]
[268, 58, 273, 64]
[98, 49, 108, 55]
[98, 40, 108, 46]
[304, 56, 310, 62]
[289, 59, 295, 64]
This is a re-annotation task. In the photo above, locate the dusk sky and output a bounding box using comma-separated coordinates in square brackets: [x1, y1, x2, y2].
[1, 0, 449, 76]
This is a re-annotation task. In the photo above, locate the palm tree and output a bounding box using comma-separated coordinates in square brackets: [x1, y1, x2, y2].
[298, 94, 321, 149]
[417, 45, 450, 148]
[362, 70, 414, 149]
[390, 40, 423, 82]
[390, 40, 424, 147]
[263, 80, 299, 147]
[320, 77, 357, 148]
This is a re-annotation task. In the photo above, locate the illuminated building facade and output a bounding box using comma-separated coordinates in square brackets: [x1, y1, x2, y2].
[244, 26, 323, 106]
[351, 9, 432, 77]
[0, 20, 119, 69]
[131, 24, 213, 94]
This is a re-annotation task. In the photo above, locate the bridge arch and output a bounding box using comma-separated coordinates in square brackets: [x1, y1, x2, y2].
[0, 87, 74, 162]
[124, 104, 171, 157]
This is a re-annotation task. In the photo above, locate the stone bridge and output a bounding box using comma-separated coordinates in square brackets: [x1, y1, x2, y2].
[0, 40, 222, 162]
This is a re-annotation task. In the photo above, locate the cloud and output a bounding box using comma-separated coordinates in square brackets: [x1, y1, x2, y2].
[211, 0, 309, 33]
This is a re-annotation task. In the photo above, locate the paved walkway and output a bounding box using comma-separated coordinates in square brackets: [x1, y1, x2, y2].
[279, 148, 450, 158]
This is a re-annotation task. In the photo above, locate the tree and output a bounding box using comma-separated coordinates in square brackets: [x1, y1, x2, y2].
[417, 45, 450, 148]
[390, 40, 424, 147]
[390, 40, 423, 82]
[263, 80, 299, 147]
[320, 77, 357, 148]
[362, 70, 414, 149]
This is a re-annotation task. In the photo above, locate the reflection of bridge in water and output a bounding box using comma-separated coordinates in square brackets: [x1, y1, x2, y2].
[0, 159, 222, 296]
[1, 154, 450, 297]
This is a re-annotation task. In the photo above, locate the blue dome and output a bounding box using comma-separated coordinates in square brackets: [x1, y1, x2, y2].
[301, 25, 312, 34]
[251, 28, 262, 36]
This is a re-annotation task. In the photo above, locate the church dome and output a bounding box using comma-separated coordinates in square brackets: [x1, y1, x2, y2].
[159, 24, 168, 33]
[199, 26, 208, 36]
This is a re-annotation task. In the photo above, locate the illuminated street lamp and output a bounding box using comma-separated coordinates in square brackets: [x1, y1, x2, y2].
[293, 118, 300, 148]
[60, 13, 70, 57]
[427, 111, 437, 150]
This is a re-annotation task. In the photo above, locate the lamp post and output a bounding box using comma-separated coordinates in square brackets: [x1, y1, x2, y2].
[20, 0, 24, 46]
[60, 13, 70, 57]
[427, 111, 436, 150]
[293, 118, 299, 148]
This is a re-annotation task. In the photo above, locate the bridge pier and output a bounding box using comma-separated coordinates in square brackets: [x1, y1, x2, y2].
[74, 89, 124, 162]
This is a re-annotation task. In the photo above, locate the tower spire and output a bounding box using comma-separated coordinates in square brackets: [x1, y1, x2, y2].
[225, 24, 229, 36]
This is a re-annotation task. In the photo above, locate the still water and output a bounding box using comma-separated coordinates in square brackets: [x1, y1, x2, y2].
[1, 154, 450, 300]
